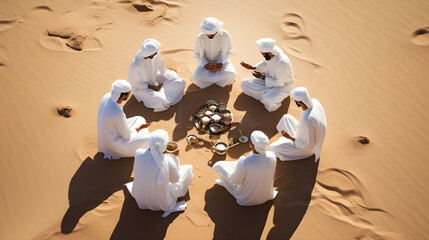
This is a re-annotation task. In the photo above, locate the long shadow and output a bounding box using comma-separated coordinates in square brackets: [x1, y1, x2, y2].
[207, 153, 227, 167]
[172, 84, 232, 142]
[60, 152, 134, 233]
[110, 186, 189, 240]
[204, 185, 274, 240]
[267, 155, 319, 240]
[228, 93, 290, 159]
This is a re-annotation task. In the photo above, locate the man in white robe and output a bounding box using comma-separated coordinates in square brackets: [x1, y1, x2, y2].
[191, 17, 236, 89]
[127, 129, 193, 217]
[212, 131, 277, 206]
[270, 87, 327, 162]
[97, 79, 151, 159]
[128, 39, 186, 112]
[240, 38, 295, 112]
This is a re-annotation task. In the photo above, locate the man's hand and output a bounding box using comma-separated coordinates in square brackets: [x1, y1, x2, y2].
[213, 63, 222, 71]
[281, 130, 295, 142]
[148, 84, 157, 91]
[136, 120, 151, 132]
[240, 61, 256, 70]
[148, 84, 163, 92]
[252, 71, 265, 79]
[205, 63, 222, 72]
[204, 63, 214, 71]
[157, 83, 163, 91]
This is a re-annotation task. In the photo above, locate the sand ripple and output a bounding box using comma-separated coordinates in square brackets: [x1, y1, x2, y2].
[0, 46, 8, 67]
[313, 168, 404, 240]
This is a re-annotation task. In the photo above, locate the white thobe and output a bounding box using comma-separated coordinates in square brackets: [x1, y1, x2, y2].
[241, 51, 295, 112]
[212, 151, 278, 206]
[270, 99, 327, 161]
[97, 93, 150, 159]
[128, 53, 186, 112]
[191, 29, 236, 89]
[130, 149, 193, 213]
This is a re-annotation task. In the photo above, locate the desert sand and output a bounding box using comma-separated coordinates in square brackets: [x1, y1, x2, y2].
[1, 0, 429, 239]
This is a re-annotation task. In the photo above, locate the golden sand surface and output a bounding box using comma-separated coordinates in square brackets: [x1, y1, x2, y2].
[1, 0, 429, 239]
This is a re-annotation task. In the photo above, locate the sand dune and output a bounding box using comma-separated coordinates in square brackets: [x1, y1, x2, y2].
[1, 0, 429, 239]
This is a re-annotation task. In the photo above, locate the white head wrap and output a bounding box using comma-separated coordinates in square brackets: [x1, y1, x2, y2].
[149, 129, 169, 184]
[250, 130, 269, 154]
[110, 79, 131, 102]
[291, 87, 313, 109]
[136, 39, 161, 58]
[200, 17, 223, 34]
[256, 38, 282, 55]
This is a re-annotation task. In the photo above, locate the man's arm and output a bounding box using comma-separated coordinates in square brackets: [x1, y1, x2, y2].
[254, 60, 268, 72]
[265, 61, 294, 88]
[194, 35, 208, 67]
[294, 121, 316, 149]
[114, 113, 132, 139]
[168, 156, 180, 183]
[240, 61, 256, 70]
[136, 120, 151, 132]
[128, 62, 148, 91]
[224, 32, 233, 63]
[281, 130, 295, 142]
[159, 55, 167, 75]
[229, 158, 246, 185]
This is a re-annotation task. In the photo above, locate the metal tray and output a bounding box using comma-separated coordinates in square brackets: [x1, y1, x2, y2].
[193, 104, 233, 135]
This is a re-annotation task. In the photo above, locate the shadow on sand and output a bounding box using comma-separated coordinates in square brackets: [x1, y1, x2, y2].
[60, 152, 134, 233]
[204, 185, 274, 240]
[203, 92, 292, 163]
[172, 84, 232, 142]
[110, 187, 190, 240]
[207, 152, 227, 167]
[228, 93, 290, 159]
[267, 155, 319, 240]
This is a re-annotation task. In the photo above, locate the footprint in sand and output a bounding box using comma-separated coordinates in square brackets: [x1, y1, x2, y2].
[39, 7, 112, 52]
[161, 48, 194, 75]
[31, 5, 53, 12]
[279, 13, 321, 69]
[1, 6, 53, 33]
[118, 0, 182, 28]
[411, 27, 429, 47]
[0, 47, 8, 67]
[0, 19, 21, 33]
[312, 168, 402, 239]
[25, 5, 54, 20]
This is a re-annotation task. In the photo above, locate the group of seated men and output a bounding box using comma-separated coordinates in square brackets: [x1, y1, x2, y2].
[128, 17, 295, 113]
[96, 17, 327, 217]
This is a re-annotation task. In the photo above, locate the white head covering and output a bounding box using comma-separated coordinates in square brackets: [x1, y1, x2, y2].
[256, 38, 282, 55]
[250, 130, 269, 154]
[110, 79, 131, 102]
[200, 17, 223, 34]
[291, 87, 313, 109]
[149, 129, 169, 184]
[136, 39, 161, 58]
